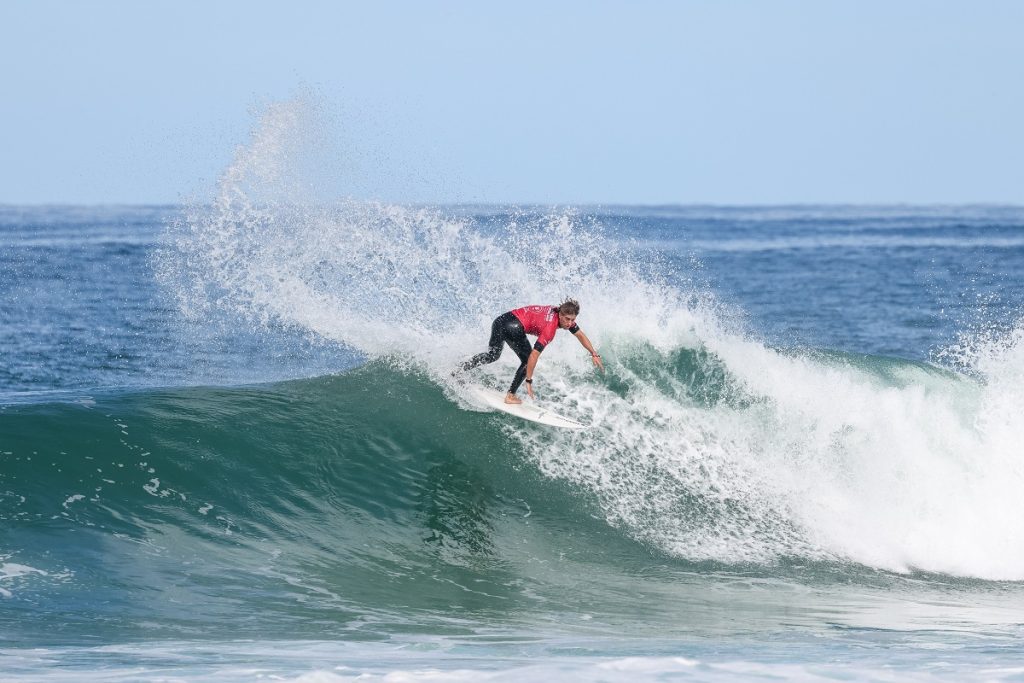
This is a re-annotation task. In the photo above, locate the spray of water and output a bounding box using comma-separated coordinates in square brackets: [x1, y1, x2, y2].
[157, 96, 1024, 580]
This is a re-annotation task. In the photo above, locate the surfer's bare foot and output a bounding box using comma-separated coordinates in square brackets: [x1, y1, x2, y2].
[504, 394, 522, 405]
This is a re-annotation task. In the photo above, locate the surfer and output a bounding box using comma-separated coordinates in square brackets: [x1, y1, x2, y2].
[460, 299, 604, 404]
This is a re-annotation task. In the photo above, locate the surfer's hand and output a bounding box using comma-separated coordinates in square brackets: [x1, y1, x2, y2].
[526, 382, 535, 399]
[591, 354, 604, 372]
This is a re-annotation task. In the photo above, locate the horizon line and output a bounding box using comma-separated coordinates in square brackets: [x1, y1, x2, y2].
[3, 201, 1024, 210]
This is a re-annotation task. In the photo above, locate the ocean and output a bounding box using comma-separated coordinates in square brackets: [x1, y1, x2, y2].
[3, 119, 1024, 681]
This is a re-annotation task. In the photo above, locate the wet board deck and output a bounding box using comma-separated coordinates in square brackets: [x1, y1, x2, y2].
[468, 386, 588, 430]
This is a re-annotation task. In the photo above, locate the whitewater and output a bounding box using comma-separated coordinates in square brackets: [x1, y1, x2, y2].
[3, 99, 1024, 681]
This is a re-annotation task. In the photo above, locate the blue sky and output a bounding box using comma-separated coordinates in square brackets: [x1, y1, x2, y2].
[3, 1, 1022, 205]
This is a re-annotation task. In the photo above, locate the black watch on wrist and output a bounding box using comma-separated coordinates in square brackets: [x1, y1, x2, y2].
[525, 378, 533, 383]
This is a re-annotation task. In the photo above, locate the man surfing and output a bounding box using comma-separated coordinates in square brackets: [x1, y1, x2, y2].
[460, 299, 603, 404]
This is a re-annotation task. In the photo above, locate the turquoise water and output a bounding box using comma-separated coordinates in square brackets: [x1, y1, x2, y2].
[3, 109, 1024, 681]
[5, 365, 1024, 680]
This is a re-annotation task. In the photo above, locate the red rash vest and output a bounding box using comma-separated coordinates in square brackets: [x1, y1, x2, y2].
[511, 305, 578, 351]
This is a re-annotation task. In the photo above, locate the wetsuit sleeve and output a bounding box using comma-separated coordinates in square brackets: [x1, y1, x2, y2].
[568, 323, 580, 335]
[533, 340, 546, 352]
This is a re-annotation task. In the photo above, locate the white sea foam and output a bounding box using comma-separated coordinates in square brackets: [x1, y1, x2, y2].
[0, 561, 50, 598]
[62, 494, 85, 509]
[522, 323, 1024, 579]
[157, 95, 1024, 580]
[0, 639, 1001, 682]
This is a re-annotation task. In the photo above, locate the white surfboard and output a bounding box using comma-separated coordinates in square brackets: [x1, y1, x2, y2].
[468, 386, 588, 431]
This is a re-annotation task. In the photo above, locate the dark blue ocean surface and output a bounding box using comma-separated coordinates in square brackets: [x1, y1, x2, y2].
[0, 206, 352, 397]
[2, 203, 1024, 682]
[596, 204, 1024, 359]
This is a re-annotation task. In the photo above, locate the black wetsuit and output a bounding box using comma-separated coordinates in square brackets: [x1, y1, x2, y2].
[461, 312, 534, 394]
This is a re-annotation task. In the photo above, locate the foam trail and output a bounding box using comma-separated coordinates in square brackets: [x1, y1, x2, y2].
[158, 96, 1024, 579]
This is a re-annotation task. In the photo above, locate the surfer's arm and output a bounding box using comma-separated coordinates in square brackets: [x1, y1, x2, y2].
[525, 349, 540, 398]
[573, 330, 604, 372]
[525, 349, 540, 381]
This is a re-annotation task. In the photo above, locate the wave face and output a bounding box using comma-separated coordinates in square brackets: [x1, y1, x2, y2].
[0, 369, 575, 641]
[3, 340, 1024, 645]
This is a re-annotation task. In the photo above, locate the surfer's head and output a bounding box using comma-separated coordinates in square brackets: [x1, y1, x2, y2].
[557, 299, 580, 315]
[557, 298, 580, 328]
